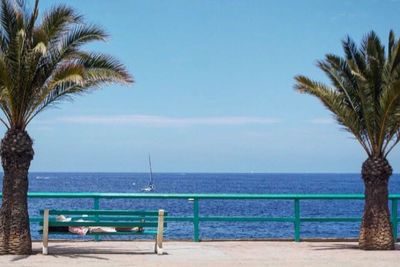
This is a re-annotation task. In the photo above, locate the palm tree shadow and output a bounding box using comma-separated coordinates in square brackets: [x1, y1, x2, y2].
[311, 243, 400, 251]
[10, 249, 109, 262]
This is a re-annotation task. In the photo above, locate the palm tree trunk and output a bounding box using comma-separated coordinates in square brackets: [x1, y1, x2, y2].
[359, 157, 394, 250]
[0, 129, 34, 255]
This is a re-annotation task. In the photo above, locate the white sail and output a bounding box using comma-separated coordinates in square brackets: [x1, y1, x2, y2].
[142, 155, 155, 192]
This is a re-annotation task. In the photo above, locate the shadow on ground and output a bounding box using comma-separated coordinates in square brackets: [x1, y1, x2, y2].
[11, 252, 109, 262]
[310, 243, 400, 251]
[9, 255, 32, 262]
[9, 245, 165, 262]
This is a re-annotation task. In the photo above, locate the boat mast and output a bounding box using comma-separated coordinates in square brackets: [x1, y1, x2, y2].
[148, 154, 153, 186]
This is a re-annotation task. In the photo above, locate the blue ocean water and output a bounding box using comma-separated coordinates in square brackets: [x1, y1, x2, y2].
[2, 172, 400, 240]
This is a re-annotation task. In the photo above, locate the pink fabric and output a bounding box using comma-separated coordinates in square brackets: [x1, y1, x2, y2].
[68, 226, 89, 235]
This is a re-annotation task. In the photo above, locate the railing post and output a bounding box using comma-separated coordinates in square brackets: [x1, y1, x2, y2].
[392, 199, 398, 242]
[294, 198, 300, 242]
[94, 197, 100, 241]
[193, 198, 200, 242]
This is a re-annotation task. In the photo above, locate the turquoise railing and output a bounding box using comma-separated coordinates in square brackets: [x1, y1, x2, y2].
[1, 193, 399, 241]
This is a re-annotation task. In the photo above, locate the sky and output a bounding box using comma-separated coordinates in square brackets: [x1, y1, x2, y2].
[12, 0, 400, 173]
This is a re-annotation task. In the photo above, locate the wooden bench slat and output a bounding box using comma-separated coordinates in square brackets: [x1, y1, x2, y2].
[39, 221, 166, 227]
[39, 230, 158, 235]
[41, 210, 167, 216]
[48, 216, 159, 221]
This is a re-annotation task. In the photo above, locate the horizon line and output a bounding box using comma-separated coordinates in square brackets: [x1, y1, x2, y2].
[22, 171, 372, 175]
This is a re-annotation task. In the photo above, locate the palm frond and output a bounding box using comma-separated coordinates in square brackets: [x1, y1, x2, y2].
[40, 4, 82, 43]
[294, 31, 400, 157]
[0, 0, 17, 42]
[295, 75, 371, 154]
[60, 25, 108, 54]
[0, 0, 132, 129]
[79, 53, 133, 83]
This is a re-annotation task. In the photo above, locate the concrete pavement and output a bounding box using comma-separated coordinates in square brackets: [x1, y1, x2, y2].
[0, 241, 398, 267]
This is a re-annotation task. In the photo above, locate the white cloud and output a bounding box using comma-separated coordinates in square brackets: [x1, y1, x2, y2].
[54, 114, 280, 127]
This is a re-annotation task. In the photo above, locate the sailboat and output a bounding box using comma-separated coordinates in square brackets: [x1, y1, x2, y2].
[141, 155, 155, 192]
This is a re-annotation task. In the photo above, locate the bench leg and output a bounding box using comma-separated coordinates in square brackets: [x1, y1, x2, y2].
[156, 245, 163, 255]
[155, 238, 163, 255]
[154, 238, 164, 255]
[42, 209, 49, 255]
[154, 235, 163, 255]
[156, 209, 164, 255]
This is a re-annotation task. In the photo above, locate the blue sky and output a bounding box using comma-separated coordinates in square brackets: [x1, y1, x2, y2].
[15, 0, 400, 172]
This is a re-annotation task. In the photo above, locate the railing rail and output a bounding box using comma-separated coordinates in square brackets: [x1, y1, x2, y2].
[1, 193, 399, 241]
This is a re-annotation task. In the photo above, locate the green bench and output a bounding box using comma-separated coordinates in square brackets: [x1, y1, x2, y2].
[40, 209, 166, 255]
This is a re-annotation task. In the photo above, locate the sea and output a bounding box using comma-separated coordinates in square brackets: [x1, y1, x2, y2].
[1, 172, 400, 241]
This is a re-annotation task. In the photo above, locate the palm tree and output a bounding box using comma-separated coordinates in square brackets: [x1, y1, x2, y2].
[294, 31, 400, 250]
[0, 0, 132, 254]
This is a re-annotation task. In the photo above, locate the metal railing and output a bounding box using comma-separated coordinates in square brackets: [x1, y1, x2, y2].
[1, 192, 399, 241]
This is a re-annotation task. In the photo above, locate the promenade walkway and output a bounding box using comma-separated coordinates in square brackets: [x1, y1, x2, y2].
[0, 241, 398, 267]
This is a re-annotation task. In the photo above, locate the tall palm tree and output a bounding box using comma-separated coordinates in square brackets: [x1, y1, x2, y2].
[295, 31, 400, 250]
[0, 0, 132, 254]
